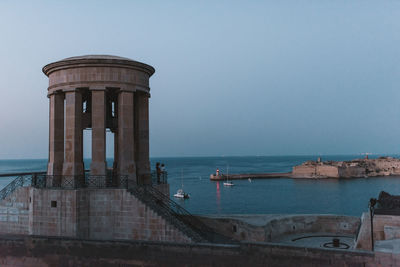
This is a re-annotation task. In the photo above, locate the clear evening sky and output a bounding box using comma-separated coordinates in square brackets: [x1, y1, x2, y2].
[0, 1, 400, 159]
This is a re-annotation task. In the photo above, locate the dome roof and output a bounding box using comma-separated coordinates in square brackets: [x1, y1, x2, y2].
[43, 54, 155, 76]
[61, 55, 133, 61]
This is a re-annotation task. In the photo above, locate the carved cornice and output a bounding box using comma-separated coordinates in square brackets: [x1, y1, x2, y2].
[43, 55, 155, 77]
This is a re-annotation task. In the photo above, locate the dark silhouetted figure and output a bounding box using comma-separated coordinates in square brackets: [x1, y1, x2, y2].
[156, 162, 161, 184]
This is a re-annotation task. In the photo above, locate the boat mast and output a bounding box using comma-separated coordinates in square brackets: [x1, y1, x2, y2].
[227, 164, 229, 182]
[181, 169, 184, 189]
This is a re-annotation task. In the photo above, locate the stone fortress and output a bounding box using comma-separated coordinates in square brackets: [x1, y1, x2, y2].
[0, 55, 400, 266]
[292, 156, 400, 178]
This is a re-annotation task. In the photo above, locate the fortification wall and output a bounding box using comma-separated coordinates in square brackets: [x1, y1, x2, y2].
[292, 165, 315, 178]
[0, 187, 191, 243]
[0, 234, 381, 267]
[198, 214, 360, 242]
[265, 214, 359, 242]
[338, 166, 366, 178]
[316, 165, 339, 178]
[293, 158, 400, 178]
[292, 165, 340, 178]
[374, 160, 400, 175]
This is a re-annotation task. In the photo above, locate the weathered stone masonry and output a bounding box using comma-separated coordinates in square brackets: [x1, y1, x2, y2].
[0, 187, 191, 242]
[43, 55, 154, 185]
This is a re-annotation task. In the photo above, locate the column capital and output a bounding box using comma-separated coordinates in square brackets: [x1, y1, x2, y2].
[135, 85, 150, 93]
[89, 86, 107, 91]
[136, 91, 151, 98]
[117, 89, 134, 94]
[47, 89, 65, 98]
[62, 87, 85, 94]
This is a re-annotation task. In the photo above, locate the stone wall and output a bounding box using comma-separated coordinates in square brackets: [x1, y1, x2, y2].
[374, 159, 400, 175]
[0, 187, 191, 243]
[355, 213, 400, 250]
[338, 166, 366, 178]
[316, 165, 339, 178]
[154, 183, 170, 198]
[198, 214, 360, 242]
[292, 165, 340, 178]
[292, 165, 315, 178]
[29, 188, 77, 236]
[293, 157, 400, 178]
[0, 187, 30, 235]
[0, 234, 382, 267]
[265, 214, 359, 242]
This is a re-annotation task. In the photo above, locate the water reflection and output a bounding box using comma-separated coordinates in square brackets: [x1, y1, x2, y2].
[216, 181, 221, 213]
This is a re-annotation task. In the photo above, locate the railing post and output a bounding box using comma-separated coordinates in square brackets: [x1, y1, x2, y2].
[32, 174, 37, 187]
[369, 198, 377, 251]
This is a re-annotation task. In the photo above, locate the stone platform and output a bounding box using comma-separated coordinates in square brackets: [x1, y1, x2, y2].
[0, 186, 190, 242]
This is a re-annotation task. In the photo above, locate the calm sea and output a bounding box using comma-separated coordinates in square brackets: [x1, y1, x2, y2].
[1, 155, 400, 216]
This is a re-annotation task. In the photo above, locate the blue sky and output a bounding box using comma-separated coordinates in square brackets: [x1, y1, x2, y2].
[0, 1, 400, 159]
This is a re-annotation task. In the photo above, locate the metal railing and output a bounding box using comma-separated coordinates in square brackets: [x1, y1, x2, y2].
[33, 175, 129, 189]
[151, 170, 168, 184]
[0, 175, 33, 200]
[129, 185, 232, 243]
[0, 172, 129, 200]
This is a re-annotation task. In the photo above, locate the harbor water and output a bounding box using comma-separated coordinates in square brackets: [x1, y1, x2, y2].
[1, 155, 400, 216]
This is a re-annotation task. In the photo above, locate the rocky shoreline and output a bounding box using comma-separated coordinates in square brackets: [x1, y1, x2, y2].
[292, 157, 400, 178]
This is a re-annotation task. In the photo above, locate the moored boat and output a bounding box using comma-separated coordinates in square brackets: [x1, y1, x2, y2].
[174, 189, 190, 199]
[223, 181, 234, 186]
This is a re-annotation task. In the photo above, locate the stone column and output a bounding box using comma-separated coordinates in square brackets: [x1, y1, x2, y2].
[62, 90, 84, 179]
[112, 95, 119, 175]
[90, 90, 107, 176]
[117, 91, 136, 186]
[113, 129, 118, 171]
[135, 92, 151, 185]
[47, 92, 64, 176]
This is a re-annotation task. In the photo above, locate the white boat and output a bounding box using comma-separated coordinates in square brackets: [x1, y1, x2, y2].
[174, 170, 190, 199]
[223, 165, 234, 186]
[174, 189, 190, 199]
[223, 181, 234, 186]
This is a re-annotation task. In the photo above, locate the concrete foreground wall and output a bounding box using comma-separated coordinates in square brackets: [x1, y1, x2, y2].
[0, 187, 190, 243]
[0, 234, 384, 267]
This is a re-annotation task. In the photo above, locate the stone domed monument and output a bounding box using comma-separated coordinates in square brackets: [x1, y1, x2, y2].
[43, 55, 155, 186]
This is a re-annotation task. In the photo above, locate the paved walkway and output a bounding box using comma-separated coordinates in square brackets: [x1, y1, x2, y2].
[276, 233, 355, 250]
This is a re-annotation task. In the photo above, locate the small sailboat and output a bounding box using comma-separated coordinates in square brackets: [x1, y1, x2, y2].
[174, 188, 190, 199]
[174, 169, 190, 199]
[223, 165, 234, 187]
[223, 181, 234, 186]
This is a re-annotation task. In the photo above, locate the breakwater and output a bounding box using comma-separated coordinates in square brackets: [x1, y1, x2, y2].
[210, 172, 291, 181]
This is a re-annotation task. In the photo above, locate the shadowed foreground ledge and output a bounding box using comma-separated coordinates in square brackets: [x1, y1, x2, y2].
[0, 234, 383, 267]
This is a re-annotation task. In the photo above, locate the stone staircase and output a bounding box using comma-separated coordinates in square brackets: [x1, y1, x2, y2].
[128, 185, 232, 243]
[0, 173, 232, 244]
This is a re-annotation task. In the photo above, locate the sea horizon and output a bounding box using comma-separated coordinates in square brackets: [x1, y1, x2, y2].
[1, 152, 399, 162]
[1, 155, 400, 216]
